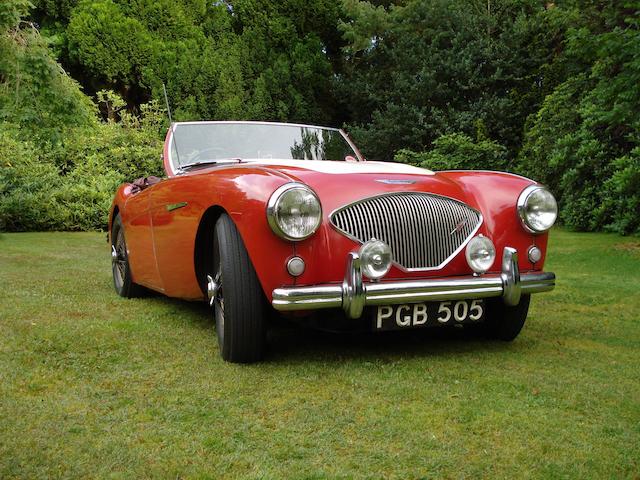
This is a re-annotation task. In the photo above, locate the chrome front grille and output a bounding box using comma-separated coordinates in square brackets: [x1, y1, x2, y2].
[330, 192, 482, 270]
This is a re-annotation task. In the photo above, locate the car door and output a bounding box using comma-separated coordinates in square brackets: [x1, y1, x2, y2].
[123, 187, 163, 291]
[149, 177, 204, 300]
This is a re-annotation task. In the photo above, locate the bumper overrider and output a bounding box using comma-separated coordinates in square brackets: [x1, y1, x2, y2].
[271, 247, 555, 319]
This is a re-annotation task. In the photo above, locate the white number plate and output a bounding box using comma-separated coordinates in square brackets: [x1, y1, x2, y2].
[374, 299, 485, 331]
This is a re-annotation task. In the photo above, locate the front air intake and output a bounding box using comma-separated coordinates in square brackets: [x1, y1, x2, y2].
[330, 192, 482, 271]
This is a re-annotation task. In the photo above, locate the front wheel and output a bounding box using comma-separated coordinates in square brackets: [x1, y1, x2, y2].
[482, 295, 531, 341]
[209, 214, 267, 363]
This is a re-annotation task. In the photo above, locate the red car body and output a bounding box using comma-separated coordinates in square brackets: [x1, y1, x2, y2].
[109, 121, 555, 362]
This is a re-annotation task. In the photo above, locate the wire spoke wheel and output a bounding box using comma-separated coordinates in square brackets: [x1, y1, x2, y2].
[111, 214, 143, 298]
[208, 265, 225, 345]
[112, 230, 128, 288]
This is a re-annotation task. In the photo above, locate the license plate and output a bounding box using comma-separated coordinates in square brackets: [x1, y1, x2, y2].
[373, 299, 485, 331]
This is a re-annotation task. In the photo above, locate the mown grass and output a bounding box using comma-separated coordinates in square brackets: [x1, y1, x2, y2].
[0, 230, 639, 479]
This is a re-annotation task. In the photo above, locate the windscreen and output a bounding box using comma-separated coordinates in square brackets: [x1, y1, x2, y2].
[170, 122, 358, 169]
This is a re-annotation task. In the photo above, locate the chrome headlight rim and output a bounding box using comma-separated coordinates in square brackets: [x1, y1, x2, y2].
[517, 185, 558, 234]
[266, 182, 322, 241]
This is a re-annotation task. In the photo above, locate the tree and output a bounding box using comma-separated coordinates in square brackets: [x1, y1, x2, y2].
[339, 0, 575, 161]
[518, 3, 640, 234]
[0, 0, 95, 143]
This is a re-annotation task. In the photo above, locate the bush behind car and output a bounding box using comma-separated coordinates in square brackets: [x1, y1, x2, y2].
[0, 108, 163, 231]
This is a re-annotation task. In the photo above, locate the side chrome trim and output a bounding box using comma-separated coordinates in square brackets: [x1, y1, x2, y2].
[375, 179, 417, 185]
[272, 246, 555, 318]
[166, 201, 188, 212]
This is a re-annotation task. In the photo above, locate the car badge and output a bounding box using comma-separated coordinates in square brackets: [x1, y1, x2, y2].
[450, 218, 468, 235]
[375, 179, 416, 185]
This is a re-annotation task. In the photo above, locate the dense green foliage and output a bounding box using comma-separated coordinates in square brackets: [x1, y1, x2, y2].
[518, 7, 640, 234]
[0, 2, 95, 141]
[0, 7, 164, 232]
[39, 0, 344, 123]
[0, 106, 164, 231]
[395, 133, 508, 172]
[0, 0, 638, 233]
[339, 0, 574, 161]
[0, 1, 164, 231]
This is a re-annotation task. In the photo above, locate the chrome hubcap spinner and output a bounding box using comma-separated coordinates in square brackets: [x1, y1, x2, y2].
[207, 268, 222, 307]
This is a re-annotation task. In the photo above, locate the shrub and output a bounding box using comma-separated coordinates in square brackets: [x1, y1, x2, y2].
[598, 149, 640, 235]
[50, 99, 165, 180]
[395, 133, 509, 172]
[0, 97, 165, 231]
[0, 4, 165, 232]
[0, 127, 65, 231]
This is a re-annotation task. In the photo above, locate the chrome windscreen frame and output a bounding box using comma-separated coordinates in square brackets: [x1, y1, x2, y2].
[167, 121, 365, 174]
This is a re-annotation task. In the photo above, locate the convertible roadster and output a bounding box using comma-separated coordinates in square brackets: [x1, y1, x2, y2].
[109, 121, 557, 362]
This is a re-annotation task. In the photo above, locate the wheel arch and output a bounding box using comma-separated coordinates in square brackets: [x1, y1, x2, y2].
[108, 204, 120, 244]
[194, 205, 228, 296]
[109, 182, 131, 243]
[111, 205, 120, 225]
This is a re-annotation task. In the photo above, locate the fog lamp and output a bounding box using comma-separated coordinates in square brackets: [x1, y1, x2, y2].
[465, 235, 496, 274]
[359, 239, 392, 280]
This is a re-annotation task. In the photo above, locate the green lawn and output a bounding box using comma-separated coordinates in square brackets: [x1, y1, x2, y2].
[1, 230, 639, 479]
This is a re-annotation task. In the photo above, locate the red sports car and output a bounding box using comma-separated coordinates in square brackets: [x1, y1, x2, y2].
[109, 121, 557, 362]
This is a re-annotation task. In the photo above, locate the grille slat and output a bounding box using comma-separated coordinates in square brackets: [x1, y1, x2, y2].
[330, 192, 482, 271]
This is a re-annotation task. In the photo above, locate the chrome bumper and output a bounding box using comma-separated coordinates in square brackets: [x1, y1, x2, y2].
[272, 247, 555, 319]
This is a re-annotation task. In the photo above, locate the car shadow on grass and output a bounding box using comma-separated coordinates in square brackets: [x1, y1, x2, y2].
[135, 289, 213, 330]
[265, 322, 515, 364]
[133, 289, 516, 363]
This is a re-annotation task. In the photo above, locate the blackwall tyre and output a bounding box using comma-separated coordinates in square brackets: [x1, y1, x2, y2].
[211, 213, 267, 363]
[483, 294, 531, 341]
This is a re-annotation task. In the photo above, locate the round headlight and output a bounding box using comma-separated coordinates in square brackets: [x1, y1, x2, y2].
[517, 186, 558, 233]
[267, 183, 322, 240]
[465, 235, 496, 274]
[359, 239, 392, 280]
